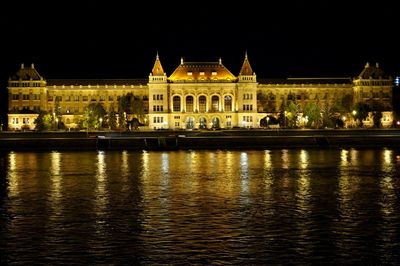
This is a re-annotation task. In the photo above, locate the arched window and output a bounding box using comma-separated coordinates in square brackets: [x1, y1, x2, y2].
[224, 95, 232, 111]
[173, 96, 181, 112]
[199, 96, 206, 112]
[186, 96, 194, 112]
[211, 95, 219, 112]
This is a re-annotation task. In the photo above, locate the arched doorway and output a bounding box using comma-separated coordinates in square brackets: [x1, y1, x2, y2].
[211, 117, 220, 129]
[199, 117, 207, 129]
[186, 117, 194, 129]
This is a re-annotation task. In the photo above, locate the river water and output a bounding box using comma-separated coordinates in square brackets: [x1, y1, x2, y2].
[0, 149, 399, 265]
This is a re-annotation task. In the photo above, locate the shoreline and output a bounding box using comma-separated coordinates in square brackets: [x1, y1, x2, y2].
[1, 129, 400, 151]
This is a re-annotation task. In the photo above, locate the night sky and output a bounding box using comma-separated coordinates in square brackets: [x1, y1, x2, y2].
[1, 0, 399, 122]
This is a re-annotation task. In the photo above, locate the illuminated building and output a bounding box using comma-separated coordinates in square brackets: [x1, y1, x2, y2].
[7, 54, 394, 130]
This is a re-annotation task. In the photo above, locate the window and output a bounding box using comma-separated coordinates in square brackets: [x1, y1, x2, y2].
[153, 117, 164, 123]
[48, 96, 53, 101]
[108, 95, 114, 101]
[23, 118, 29, 124]
[32, 94, 40, 100]
[224, 95, 232, 111]
[175, 122, 180, 127]
[100, 95, 105, 101]
[174, 116, 180, 119]
[74, 95, 79, 101]
[173, 96, 181, 112]
[186, 96, 194, 112]
[83, 96, 88, 101]
[199, 96, 206, 112]
[22, 94, 29, 100]
[211, 96, 219, 111]
[243, 116, 253, 122]
[65, 96, 71, 101]
[12, 94, 19, 100]
[74, 107, 79, 113]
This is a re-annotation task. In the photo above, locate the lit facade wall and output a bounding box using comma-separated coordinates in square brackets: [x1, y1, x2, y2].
[6, 60, 395, 130]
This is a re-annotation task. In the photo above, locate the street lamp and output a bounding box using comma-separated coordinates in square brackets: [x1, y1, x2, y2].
[99, 117, 103, 130]
[266, 116, 269, 128]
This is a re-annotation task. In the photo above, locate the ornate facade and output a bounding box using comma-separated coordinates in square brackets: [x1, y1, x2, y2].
[7, 54, 394, 130]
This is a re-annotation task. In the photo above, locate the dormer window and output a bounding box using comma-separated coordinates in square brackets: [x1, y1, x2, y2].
[200, 71, 205, 76]
[212, 71, 217, 76]
[187, 71, 192, 76]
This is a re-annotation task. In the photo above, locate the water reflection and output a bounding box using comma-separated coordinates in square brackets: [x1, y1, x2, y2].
[1, 149, 400, 265]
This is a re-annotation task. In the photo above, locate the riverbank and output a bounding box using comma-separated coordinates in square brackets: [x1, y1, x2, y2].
[1, 129, 400, 150]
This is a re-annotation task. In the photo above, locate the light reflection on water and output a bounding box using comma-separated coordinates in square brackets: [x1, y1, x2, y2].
[1, 149, 400, 265]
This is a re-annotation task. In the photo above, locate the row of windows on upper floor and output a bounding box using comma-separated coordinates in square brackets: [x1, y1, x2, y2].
[9, 82, 42, 87]
[10, 105, 149, 114]
[11, 94, 149, 102]
[356, 81, 392, 86]
[258, 92, 390, 101]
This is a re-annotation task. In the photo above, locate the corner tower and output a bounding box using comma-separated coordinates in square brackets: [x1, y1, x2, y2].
[148, 52, 169, 129]
[237, 52, 258, 128]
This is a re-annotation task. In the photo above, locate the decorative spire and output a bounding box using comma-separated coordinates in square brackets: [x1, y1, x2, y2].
[376, 62, 379, 68]
[219, 57, 222, 65]
[181, 57, 184, 65]
[31, 63, 35, 69]
[239, 51, 254, 75]
[365, 62, 370, 68]
[21, 63, 24, 69]
[151, 52, 165, 76]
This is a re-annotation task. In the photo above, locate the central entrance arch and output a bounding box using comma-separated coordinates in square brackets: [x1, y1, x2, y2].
[199, 117, 207, 129]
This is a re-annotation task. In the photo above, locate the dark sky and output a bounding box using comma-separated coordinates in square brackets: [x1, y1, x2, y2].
[1, 0, 399, 121]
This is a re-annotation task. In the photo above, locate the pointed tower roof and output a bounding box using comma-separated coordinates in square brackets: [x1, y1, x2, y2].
[358, 62, 389, 79]
[10, 63, 43, 80]
[239, 51, 254, 76]
[151, 52, 165, 76]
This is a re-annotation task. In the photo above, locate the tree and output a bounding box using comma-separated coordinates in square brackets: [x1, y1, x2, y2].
[118, 95, 129, 130]
[286, 101, 299, 128]
[340, 94, 353, 113]
[371, 101, 384, 128]
[130, 95, 145, 124]
[321, 102, 336, 128]
[108, 105, 117, 130]
[354, 102, 371, 127]
[34, 111, 53, 131]
[303, 102, 321, 128]
[83, 102, 106, 130]
[278, 100, 286, 127]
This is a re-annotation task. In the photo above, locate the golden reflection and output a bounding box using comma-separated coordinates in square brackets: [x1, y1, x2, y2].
[160, 152, 170, 188]
[299, 149, 308, 169]
[223, 151, 235, 193]
[263, 150, 274, 196]
[8, 152, 18, 198]
[50, 151, 62, 202]
[350, 148, 358, 166]
[380, 149, 395, 216]
[240, 152, 249, 194]
[340, 149, 349, 167]
[142, 150, 149, 180]
[96, 151, 108, 212]
[281, 149, 289, 169]
[264, 150, 272, 169]
[121, 150, 129, 178]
